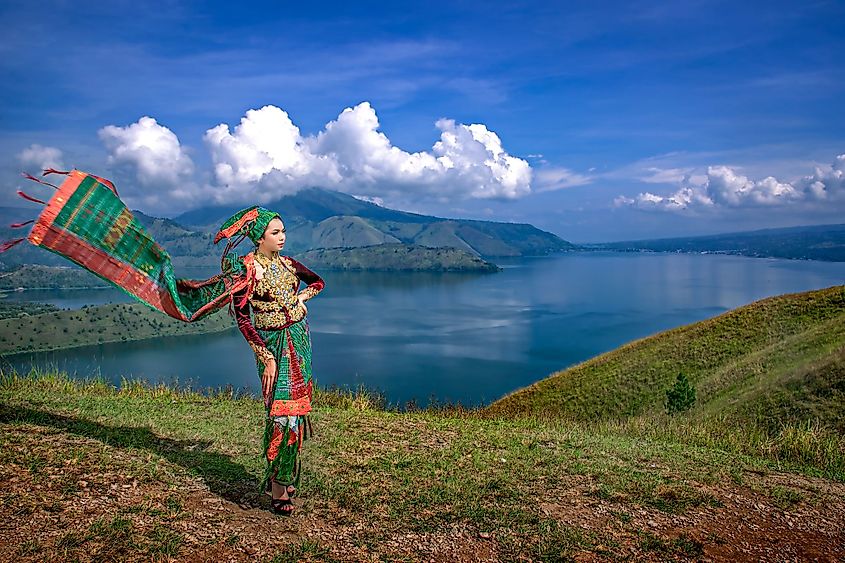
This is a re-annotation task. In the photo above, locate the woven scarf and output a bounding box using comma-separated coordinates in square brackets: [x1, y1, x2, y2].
[7, 169, 254, 322]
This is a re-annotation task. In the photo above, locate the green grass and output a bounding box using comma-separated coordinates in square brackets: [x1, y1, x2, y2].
[0, 300, 59, 319]
[638, 531, 704, 558]
[480, 285, 845, 479]
[1, 370, 843, 560]
[270, 540, 338, 563]
[767, 485, 803, 509]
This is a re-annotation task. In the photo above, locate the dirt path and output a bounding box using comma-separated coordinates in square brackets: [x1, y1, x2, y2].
[1, 423, 843, 562]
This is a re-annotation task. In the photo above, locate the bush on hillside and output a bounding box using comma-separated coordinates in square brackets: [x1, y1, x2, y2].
[665, 372, 696, 415]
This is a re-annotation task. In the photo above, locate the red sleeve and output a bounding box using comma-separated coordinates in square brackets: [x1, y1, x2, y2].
[233, 286, 275, 365]
[288, 257, 325, 300]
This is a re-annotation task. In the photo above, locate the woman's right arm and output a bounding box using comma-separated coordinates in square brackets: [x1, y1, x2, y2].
[233, 287, 275, 366]
[233, 287, 278, 406]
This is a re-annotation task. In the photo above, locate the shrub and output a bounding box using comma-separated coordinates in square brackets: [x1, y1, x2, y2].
[665, 372, 696, 415]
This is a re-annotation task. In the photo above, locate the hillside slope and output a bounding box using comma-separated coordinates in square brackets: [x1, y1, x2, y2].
[485, 285, 845, 431]
[298, 244, 500, 271]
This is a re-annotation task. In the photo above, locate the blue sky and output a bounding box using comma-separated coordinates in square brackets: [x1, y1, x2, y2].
[2, 0, 843, 242]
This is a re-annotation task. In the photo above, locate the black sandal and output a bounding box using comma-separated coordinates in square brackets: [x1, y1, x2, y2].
[269, 481, 295, 516]
[270, 497, 294, 516]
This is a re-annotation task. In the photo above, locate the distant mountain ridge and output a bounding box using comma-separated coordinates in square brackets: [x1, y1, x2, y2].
[591, 223, 845, 261]
[0, 188, 572, 271]
[175, 187, 430, 228]
[173, 187, 574, 257]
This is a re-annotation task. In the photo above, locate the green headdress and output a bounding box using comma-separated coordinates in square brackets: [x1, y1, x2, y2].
[214, 206, 281, 246]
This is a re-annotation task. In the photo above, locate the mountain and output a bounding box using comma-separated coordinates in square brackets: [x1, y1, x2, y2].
[589, 223, 845, 261]
[0, 188, 576, 278]
[0, 206, 74, 269]
[173, 187, 574, 257]
[0, 189, 573, 272]
[175, 187, 429, 228]
[131, 211, 219, 267]
[485, 284, 845, 433]
[298, 244, 500, 272]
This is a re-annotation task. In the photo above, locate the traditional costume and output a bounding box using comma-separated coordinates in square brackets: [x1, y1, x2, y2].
[4, 169, 324, 496]
[219, 206, 324, 491]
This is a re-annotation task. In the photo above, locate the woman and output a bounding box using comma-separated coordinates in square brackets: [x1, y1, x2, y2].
[6, 169, 324, 516]
[220, 206, 324, 515]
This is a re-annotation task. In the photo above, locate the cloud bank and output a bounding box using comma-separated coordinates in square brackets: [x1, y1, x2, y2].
[98, 102, 533, 210]
[616, 154, 845, 211]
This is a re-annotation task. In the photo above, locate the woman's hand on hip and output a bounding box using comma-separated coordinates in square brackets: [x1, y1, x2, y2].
[262, 359, 277, 408]
[297, 294, 308, 315]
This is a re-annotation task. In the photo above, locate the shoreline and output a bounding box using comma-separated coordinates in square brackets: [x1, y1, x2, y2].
[0, 302, 235, 356]
[0, 324, 238, 358]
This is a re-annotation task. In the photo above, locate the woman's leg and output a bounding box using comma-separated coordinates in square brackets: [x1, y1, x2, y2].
[259, 325, 311, 515]
[269, 458, 299, 515]
[270, 478, 295, 515]
[266, 420, 302, 515]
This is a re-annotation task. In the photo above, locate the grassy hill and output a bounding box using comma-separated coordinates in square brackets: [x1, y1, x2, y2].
[0, 302, 234, 355]
[485, 285, 845, 434]
[1, 373, 843, 561]
[0, 300, 58, 320]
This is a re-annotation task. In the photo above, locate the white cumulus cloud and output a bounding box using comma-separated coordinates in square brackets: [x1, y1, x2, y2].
[94, 103, 538, 211]
[795, 154, 845, 201]
[432, 116, 532, 199]
[17, 144, 65, 171]
[99, 116, 195, 188]
[617, 154, 845, 212]
[207, 101, 532, 204]
[706, 166, 799, 206]
[204, 105, 339, 203]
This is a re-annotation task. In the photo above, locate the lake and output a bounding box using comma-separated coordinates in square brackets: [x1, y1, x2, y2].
[4, 252, 844, 406]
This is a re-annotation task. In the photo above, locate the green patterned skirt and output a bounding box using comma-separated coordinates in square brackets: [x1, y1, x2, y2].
[256, 319, 314, 492]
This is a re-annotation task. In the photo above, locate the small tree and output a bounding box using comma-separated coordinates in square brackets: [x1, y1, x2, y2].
[665, 372, 696, 415]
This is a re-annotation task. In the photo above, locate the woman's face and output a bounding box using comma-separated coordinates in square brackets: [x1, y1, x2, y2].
[258, 217, 286, 254]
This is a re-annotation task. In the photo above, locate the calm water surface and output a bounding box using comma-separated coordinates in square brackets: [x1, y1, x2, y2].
[5, 252, 844, 406]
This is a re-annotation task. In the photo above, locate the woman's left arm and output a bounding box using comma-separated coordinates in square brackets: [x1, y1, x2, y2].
[288, 257, 325, 302]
